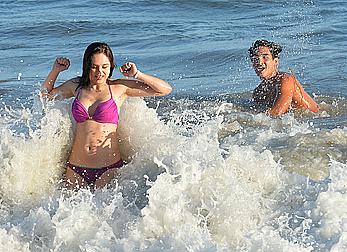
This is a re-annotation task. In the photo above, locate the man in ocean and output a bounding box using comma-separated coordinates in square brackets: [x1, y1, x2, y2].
[249, 39, 319, 117]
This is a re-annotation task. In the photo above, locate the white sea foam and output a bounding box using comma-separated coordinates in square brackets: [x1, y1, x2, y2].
[0, 97, 345, 251]
[311, 159, 347, 251]
[0, 99, 72, 205]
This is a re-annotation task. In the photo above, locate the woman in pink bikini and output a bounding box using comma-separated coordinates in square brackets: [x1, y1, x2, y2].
[41, 42, 172, 189]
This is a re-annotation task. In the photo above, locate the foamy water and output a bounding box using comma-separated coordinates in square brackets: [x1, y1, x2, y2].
[0, 95, 345, 251]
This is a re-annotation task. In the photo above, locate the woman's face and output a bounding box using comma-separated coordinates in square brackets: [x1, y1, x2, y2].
[89, 53, 111, 85]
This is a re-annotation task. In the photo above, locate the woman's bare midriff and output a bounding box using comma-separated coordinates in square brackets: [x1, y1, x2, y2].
[68, 120, 121, 168]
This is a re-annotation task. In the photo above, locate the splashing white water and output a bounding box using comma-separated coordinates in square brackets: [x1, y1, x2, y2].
[0, 97, 345, 251]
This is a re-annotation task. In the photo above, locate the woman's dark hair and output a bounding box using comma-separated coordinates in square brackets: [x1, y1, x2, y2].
[78, 42, 116, 88]
[248, 40, 282, 59]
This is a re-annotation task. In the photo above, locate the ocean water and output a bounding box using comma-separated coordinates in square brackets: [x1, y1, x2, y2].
[0, 0, 346, 251]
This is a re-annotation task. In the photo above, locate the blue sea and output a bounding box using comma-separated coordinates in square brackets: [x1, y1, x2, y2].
[0, 0, 346, 251]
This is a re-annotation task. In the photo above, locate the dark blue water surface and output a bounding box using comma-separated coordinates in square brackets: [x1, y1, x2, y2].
[0, 0, 346, 126]
[0, 0, 345, 93]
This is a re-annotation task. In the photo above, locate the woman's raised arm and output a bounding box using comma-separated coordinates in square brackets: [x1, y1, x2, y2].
[41, 57, 77, 100]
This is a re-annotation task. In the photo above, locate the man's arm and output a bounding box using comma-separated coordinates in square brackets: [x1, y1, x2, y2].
[267, 75, 295, 117]
[292, 78, 319, 113]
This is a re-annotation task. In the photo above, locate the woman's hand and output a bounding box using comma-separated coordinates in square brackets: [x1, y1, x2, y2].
[119, 62, 139, 78]
[53, 57, 70, 73]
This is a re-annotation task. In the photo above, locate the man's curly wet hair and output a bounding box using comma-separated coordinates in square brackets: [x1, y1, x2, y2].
[249, 40, 283, 59]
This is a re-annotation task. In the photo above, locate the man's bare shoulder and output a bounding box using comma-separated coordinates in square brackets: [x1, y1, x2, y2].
[278, 72, 296, 92]
[278, 72, 295, 81]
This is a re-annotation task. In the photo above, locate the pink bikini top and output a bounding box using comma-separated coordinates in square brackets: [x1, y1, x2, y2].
[72, 85, 119, 125]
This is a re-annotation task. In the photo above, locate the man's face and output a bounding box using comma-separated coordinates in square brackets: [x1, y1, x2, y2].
[251, 46, 278, 79]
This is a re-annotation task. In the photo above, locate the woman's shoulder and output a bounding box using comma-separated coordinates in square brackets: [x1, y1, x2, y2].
[107, 79, 129, 96]
[107, 78, 137, 92]
[65, 77, 81, 94]
[49, 77, 80, 99]
[108, 78, 132, 86]
[62, 77, 80, 87]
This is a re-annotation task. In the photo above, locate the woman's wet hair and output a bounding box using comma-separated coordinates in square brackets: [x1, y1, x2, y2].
[248, 40, 282, 59]
[78, 42, 116, 88]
